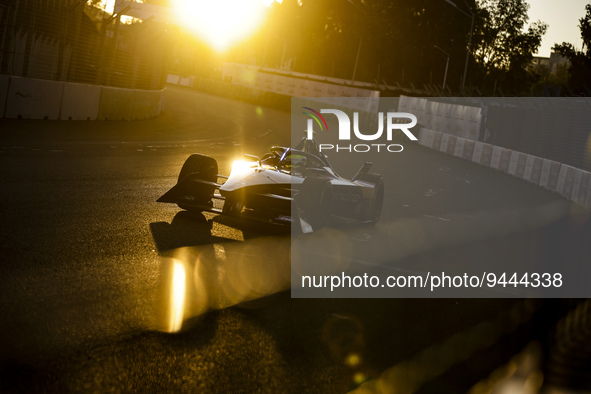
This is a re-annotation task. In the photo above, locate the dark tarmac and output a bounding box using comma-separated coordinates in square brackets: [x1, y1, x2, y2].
[1, 85, 589, 393]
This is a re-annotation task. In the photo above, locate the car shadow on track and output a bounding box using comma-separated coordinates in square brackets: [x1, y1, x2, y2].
[150, 211, 228, 253]
[150, 210, 290, 254]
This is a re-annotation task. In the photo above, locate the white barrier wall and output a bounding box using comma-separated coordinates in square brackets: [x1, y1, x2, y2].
[439, 133, 450, 153]
[399, 96, 483, 140]
[60, 83, 101, 121]
[479, 143, 493, 166]
[571, 169, 591, 207]
[0, 75, 165, 121]
[97, 87, 135, 121]
[490, 146, 503, 170]
[444, 135, 457, 155]
[462, 139, 475, 160]
[166, 74, 181, 85]
[220, 64, 380, 112]
[540, 160, 562, 191]
[523, 155, 543, 184]
[499, 148, 512, 173]
[453, 137, 465, 158]
[131, 89, 164, 120]
[416, 128, 591, 210]
[418, 127, 435, 147]
[472, 141, 484, 164]
[508, 151, 528, 178]
[5, 77, 64, 120]
[557, 165, 577, 199]
[432, 131, 443, 150]
[179, 76, 194, 88]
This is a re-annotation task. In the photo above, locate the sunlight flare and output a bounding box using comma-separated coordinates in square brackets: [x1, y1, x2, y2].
[171, 0, 271, 51]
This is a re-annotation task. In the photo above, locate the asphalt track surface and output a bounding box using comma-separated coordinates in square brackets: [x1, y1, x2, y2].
[0, 85, 589, 393]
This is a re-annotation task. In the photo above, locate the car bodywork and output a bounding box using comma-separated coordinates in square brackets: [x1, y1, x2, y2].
[157, 138, 384, 233]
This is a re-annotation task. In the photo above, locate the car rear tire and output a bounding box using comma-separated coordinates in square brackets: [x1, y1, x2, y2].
[356, 173, 384, 225]
[177, 154, 218, 211]
[301, 178, 333, 231]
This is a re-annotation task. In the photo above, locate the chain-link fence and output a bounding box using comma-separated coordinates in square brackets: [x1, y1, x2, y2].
[0, 0, 171, 90]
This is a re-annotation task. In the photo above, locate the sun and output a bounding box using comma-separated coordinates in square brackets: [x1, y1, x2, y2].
[171, 0, 271, 51]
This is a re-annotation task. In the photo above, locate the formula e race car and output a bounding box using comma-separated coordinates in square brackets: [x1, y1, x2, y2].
[157, 138, 384, 233]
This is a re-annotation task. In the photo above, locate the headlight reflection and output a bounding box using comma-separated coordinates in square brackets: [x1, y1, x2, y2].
[161, 236, 290, 333]
[168, 261, 186, 333]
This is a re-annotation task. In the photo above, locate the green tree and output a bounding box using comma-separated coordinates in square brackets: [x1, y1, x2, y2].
[471, 0, 547, 94]
[248, 0, 546, 94]
[552, 4, 591, 95]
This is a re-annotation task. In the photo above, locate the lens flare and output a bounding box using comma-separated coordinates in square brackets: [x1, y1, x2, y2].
[171, 0, 269, 51]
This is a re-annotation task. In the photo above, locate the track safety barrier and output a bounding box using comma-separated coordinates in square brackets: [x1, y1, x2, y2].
[5, 77, 64, 120]
[0, 75, 165, 121]
[418, 127, 591, 210]
[60, 83, 101, 121]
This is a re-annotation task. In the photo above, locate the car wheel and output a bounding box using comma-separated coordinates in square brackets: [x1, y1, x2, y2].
[301, 178, 333, 231]
[356, 173, 384, 225]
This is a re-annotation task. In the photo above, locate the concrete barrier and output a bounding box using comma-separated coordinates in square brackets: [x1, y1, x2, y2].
[60, 82, 101, 120]
[453, 137, 465, 158]
[547, 161, 562, 192]
[462, 139, 475, 160]
[445, 135, 457, 155]
[402, 97, 590, 208]
[166, 74, 181, 85]
[417, 125, 589, 209]
[472, 141, 484, 164]
[1, 76, 164, 121]
[131, 89, 164, 120]
[523, 155, 542, 184]
[439, 133, 450, 153]
[0, 75, 9, 118]
[539, 159, 552, 189]
[5, 76, 64, 120]
[418, 128, 435, 148]
[556, 165, 577, 199]
[508, 151, 527, 178]
[179, 76, 194, 88]
[97, 87, 134, 120]
[571, 169, 591, 206]
[515, 152, 528, 178]
[432, 131, 443, 150]
[479, 143, 493, 166]
[508, 151, 519, 175]
[498, 148, 512, 173]
[539, 159, 561, 191]
[490, 146, 503, 170]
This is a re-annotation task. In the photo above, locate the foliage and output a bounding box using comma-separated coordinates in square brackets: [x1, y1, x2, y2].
[259, 0, 475, 89]
[470, 0, 547, 94]
[180, 0, 548, 95]
[552, 4, 591, 95]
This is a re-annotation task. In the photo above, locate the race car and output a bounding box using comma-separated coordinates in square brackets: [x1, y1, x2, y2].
[157, 138, 384, 233]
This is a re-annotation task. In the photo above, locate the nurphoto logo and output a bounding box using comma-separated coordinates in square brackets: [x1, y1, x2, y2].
[303, 107, 418, 153]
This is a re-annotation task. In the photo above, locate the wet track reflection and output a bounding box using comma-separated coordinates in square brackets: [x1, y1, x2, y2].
[151, 212, 291, 332]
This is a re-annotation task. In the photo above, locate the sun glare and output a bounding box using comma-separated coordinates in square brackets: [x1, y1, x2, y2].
[172, 0, 272, 51]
